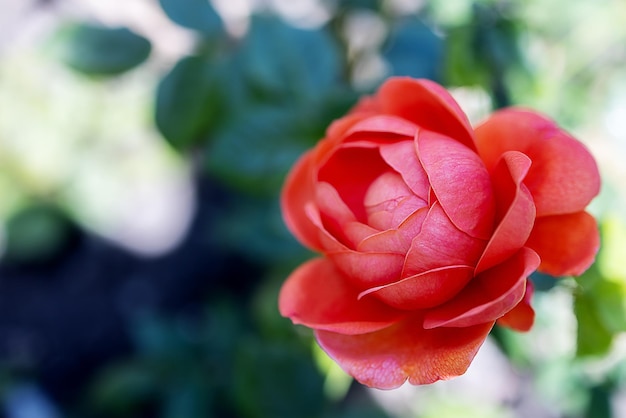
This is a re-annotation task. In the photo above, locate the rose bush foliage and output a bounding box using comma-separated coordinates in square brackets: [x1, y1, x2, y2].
[279, 77, 600, 389]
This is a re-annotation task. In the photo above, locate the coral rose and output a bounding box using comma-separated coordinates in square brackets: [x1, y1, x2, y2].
[278, 77, 600, 389]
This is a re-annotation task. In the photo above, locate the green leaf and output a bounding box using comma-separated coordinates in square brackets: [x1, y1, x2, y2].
[155, 55, 224, 151]
[56, 23, 151, 76]
[88, 363, 156, 415]
[574, 292, 613, 357]
[158, 0, 224, 36]
[3, 203, 74, 264]
[383, 19, 444, 81]
[205, 106, 315, 194]
[240, 16, 343, 103]
[234, 340, 325, 418]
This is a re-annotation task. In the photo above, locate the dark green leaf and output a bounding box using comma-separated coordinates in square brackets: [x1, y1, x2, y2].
[88, 363, 156, 415]
[240, 16, 343, 103]
[574, 292, 613, 357]
[234, 340, 325, 418]
[56, 23, 151, 76]
[155, 55, 224, 151]
[383, 19, 444, 81]
[206, 106, 315, 194]
[158, 0, 224, 37]
[3, 203, 75, 264]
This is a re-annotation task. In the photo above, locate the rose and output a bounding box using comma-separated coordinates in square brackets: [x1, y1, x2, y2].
[278, 77, 600, 389]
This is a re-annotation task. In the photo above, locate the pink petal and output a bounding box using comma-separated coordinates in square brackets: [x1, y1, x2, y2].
[423, 247, 540, 329]
[475, 108, 600, 216]
[497, 280, 535, 332]
[525, 211, 599, 276]
[379, 140, 430, 199]
[345, 115, 418, 138]
[475, 151, 536, 274]
[358, 207, 428, 254]
[281, 150, 323, 251]
[315, 315, 494, 389]
[416, 129, 495, 239]
[279, 258, 406, 335]
[402, 203, 486, 277]
[359, 265, 474, 310]
[315, 182, 359, 247]
[318, 147, 391, 222]
[364, 172, 426, 230]
[377, 77, 476, 151]
[329, 251, 406, 289]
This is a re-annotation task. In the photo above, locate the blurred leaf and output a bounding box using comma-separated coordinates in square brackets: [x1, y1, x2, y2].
[383, 19, 444, 81]
[3, 203, 74, 264]
[234, 340, 325, 418]
[55, 23, 151, 76]
[574, 292, 613, 357]
[584, 383, 613, 418]
[163, 381, 213, 418]
[89, 363, 156, 416]
[159, 0, 224, 37]
[240, 15, 343, 103]
[155, 55, 224, 151]
[206, 106, 315, 194]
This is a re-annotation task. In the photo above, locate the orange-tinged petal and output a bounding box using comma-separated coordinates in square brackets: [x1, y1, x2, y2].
[279, 258, 406, 335]
[359, 265, 474, 310]
[377, 77, 475, 150]
[476, 151, 536, 274]
[379, 140, 430, 199]
[281, 150, 323, 251]
[525, 211, 599, 276]
[475, 108, 600, 216]
[318, 147, 391, 222]
[423, 247, 540, 329]
[402, 203, 486, 277]
[497, 280, 535, 332]
[329, 251, 405, 289]
[345, 115, 418, 138]
[315, 316, 493, 389]
[417, 130, 495, 239]
[357, 207, 428, 254]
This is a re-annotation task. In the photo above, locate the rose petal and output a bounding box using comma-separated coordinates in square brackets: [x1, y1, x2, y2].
[279, 258, 406, 335]
[281, 150, 323, 251]
[316, 182, 359, 247]
[315, 315, 494, 389]
[358, 207, 428, 254]
[345, 115, 418, 138]
[417, 130, 495, 239]
[364, 172, 426, 230]
[475, 108, 600, 216]
[423, 247, 540, 329]
[318, 147, 391, 222]
[377, 77, 476, 150]
[329, 251, 406, 289]
[475, 151, 536, 274]
[402, 203, 486, 277]
[379, 140, 430, 199]
[359, 265, 474, 310]
[497, 280, 535, 332]
[525, 211, 599, 276]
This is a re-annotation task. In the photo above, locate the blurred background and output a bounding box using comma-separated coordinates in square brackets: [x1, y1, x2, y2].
[0, 0, 625, 417]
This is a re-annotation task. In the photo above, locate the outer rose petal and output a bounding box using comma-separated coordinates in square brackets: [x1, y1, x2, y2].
[417, 130, 495, 239]
[281, 150, 323, 251]
[358, 265, 474, 310]
[525, 211, 599, 276]
[475, 151, 536, 274]
[279, 258, 405, 335]
[423, 248, 540, 329]
[377, 77, 476, 150]
[497, 280, 535, 332]
[475, 108, 600, 216]
[315, 316, 493, 389]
